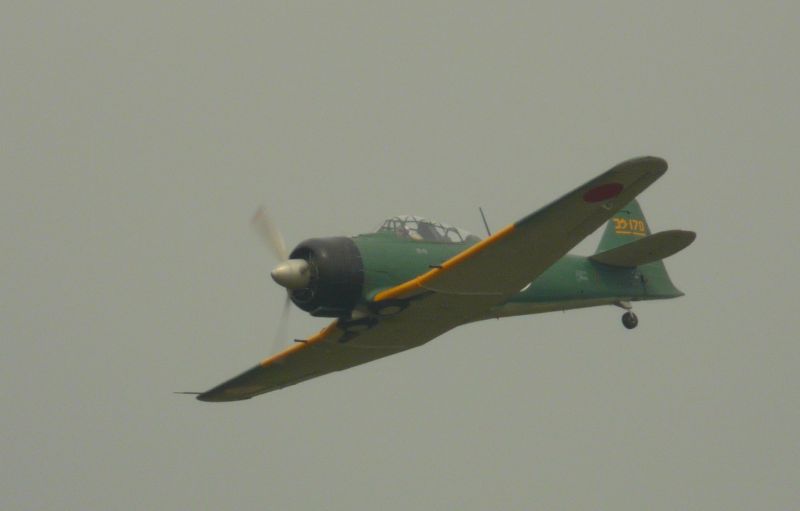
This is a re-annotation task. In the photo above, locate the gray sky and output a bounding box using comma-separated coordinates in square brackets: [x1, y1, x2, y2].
[2, 2, 799, 509]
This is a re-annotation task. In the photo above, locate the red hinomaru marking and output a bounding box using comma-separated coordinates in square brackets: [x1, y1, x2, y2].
[583, 182, 623, 203]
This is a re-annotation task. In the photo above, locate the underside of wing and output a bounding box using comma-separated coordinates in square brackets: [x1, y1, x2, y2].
[197, 323, 341, 402]
[196, 292, 496, 402]
[375, 156, 668, 302]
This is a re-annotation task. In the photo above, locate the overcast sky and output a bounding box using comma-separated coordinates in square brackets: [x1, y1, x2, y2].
[2, 2, 799, 510]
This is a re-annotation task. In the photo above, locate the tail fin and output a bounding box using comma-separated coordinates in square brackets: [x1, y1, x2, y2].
[596, 199, 651, 253]
[593, 200, 695, 298]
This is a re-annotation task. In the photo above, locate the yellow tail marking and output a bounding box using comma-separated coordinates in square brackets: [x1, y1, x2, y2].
[613, 217, 647, 236]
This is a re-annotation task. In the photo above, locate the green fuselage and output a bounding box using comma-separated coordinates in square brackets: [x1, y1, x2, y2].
[353, 230, 683, 319]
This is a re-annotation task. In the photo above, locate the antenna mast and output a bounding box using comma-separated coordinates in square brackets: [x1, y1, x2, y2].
[478, 207, 492, 237]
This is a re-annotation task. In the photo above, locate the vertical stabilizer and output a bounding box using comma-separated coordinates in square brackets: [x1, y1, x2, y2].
[596, 199, 651, 253]
[594, 199, 687, 298]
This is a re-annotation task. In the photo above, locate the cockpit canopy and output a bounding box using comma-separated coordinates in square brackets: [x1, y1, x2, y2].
[377, 215, 480, 243]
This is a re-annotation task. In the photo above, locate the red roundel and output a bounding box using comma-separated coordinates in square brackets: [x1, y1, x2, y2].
[583, 182, 623, 203]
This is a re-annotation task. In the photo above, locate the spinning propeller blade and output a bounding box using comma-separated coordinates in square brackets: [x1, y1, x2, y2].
[251, 207, 295, 353]
[251, 207, 288, 262]
[272, 294, 292, 354]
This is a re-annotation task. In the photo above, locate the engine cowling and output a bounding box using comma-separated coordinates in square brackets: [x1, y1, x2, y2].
[287, 237, 364, 317]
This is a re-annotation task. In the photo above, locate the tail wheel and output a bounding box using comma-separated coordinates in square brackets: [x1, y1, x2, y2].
[622, 311, 638, 329]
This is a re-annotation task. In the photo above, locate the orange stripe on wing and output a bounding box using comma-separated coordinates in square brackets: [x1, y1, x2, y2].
[258, 322, 338, 367]
[373, 223, 516, 302]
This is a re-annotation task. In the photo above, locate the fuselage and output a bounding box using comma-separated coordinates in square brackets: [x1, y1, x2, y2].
[353, 230, 683, 320]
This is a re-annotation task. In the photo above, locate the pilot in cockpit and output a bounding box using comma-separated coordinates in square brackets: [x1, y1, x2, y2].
[415, 221, 438, 242]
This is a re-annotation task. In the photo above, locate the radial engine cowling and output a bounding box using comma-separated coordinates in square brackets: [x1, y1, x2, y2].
[287, 237, 364, 317]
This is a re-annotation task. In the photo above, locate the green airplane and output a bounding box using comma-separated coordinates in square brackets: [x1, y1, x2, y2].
[196, 156, 694, 402]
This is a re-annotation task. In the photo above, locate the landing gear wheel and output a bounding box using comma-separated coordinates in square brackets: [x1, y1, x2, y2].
[369, 299, 409, 317]
[622, 311, 638, 329]
[337, 317, 377, 342]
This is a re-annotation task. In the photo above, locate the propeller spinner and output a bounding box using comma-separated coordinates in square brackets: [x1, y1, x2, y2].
[270, 259, 310, 289]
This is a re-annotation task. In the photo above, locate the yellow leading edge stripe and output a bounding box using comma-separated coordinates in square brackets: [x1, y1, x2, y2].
[258, 322, 338, 367]
[373, 223, 517, 302]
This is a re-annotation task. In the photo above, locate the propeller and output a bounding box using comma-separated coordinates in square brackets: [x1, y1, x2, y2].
[251, 207, 309, 353]
[251, 207, 288, 261]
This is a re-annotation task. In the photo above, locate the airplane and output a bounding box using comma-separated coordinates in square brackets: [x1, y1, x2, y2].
[194, 156, 695, 402]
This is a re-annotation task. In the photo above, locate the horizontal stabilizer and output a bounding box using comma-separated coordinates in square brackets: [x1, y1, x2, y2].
[590, 230, 696, 268]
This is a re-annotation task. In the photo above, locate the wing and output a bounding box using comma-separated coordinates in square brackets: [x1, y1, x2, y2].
[375, 156, 668, 301]
[196, 292, 495, 402]
[197, 156, 667, 402]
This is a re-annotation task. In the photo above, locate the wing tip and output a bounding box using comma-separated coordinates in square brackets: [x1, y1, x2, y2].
[179, 390, 255, 403]
[196, 391, 253, 402]
[616, 155, 668, 176]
